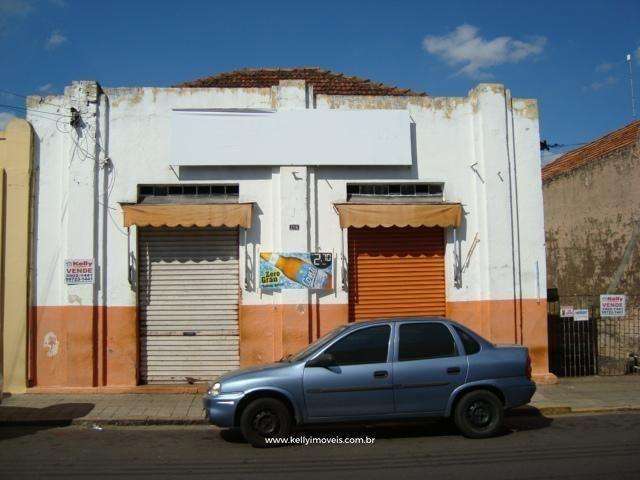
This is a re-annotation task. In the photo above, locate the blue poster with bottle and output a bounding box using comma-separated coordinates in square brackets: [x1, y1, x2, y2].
[259, 252, 333, 290]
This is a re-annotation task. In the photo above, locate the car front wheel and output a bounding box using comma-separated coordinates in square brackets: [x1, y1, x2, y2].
[240, 397, 292, 448]
[453, 390, 504, 439]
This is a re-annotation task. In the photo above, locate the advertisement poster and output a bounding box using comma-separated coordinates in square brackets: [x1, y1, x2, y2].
[64, 259, 95, 285]
[260, 252, 333, 290]
[600, 294, 626, 317]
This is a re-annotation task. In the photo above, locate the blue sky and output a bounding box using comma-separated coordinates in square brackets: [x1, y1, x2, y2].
[1, 0, 639, 164]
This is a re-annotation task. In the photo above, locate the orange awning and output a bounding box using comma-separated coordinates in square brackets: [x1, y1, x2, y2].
[333, 202, 462, 229]
[121, 203, 253, 228]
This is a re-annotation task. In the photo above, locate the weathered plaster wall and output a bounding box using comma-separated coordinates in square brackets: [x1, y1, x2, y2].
[0, 118, 33, 393]
[544, 142, 640, 296]
[26, 79, 551, 388]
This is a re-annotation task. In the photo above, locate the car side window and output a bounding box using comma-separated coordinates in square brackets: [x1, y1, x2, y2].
[398, 322, 458, 361]
[454, 326, 481, 355]
[324, 325, 391, 366]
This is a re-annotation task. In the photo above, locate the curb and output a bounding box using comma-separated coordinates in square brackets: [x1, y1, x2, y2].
[534, 406, 573, 415]
[532, 405, 640, 416]
[3, 406, 640, 427]
[0, 418, 210, 427]
[75, 418, 210, 427]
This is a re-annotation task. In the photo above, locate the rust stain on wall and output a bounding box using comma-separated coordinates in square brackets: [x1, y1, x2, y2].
[319, 95, 467, 119]
[512, 99, 539, 120]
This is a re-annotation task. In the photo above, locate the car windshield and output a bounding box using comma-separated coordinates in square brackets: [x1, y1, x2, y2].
[284, 325, 349, 363]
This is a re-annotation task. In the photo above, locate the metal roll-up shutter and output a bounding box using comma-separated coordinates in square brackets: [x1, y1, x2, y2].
[348, 226, 445, 321]
[138, 227, 239, 384]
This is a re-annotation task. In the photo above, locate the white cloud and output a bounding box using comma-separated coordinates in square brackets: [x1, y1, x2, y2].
[582, 75, 617, 92]
[422, 24, 546, 77]
[0, 0, 34, 35]
[596, 62, 614, 73]
[45, 30, 67, 50]
[0, 0, 33, 15]
[38, 83, 53, 92]
[0, 111, 16, 130]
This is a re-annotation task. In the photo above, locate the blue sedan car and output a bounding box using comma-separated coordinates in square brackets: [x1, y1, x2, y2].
[203, 317, 535, 447]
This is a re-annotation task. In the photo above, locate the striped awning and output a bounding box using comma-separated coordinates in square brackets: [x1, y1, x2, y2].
[121, 203, 253, 228]
[334, 202, 462, 229]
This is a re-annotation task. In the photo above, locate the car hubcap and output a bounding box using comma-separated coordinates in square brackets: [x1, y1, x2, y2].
[466, 400, 492, 428]
[253, 409, 279, 436]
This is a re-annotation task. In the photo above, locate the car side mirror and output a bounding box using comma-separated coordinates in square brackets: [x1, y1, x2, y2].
[306, 353, 336, 368]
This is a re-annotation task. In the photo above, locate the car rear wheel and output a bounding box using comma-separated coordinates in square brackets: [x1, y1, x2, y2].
[453, 390, 504, 439]
[240, 398, 292, 448]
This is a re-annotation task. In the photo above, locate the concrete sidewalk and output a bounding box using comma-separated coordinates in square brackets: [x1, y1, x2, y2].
[530, 375, 640, 414]
[0, 393, 207, 426]
[1, 376, 639, 426]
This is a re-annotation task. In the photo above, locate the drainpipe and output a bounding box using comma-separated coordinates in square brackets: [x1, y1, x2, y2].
[503, 91, 522, 344]
[509, 95, 524, 344]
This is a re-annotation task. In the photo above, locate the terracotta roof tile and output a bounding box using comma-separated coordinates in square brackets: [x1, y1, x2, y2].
[175, 67, 426, 97]
[542, 120, 640, 182]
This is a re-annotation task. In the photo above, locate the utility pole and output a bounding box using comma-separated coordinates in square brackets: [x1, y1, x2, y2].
[627, 53, 636, 118]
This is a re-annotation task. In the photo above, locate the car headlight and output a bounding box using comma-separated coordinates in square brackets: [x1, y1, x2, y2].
[207, 382, 221, 396]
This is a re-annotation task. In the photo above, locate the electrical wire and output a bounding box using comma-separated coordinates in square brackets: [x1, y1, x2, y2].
[7, 110, 69, 124]
[556, 142, 589, 148]
[63, 110, 128, 237]
[1, 88, 91, 117]
[541, 140, 589, 154]
[0, 88, 78, 112]
[0, 102, 73, 117]
[2, 86, 126, 237]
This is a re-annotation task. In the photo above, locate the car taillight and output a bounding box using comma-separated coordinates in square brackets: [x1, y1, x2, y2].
[525, 354, 532, 380]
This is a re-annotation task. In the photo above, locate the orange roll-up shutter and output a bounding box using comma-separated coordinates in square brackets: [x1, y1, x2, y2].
[348, 226, 446, 321]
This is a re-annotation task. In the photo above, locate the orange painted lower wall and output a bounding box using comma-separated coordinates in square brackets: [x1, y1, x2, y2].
[239, 299, 553, 380]
[446, 299, 551, 379]
[31, 306, 137, 387]
[31, 298, 551, 389]
[239, 304, 349, 366]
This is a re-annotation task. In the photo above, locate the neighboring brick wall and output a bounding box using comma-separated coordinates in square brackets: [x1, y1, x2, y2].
[543, 140, 640, 298]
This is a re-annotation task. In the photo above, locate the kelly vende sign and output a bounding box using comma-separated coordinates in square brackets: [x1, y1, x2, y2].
[600, 294, 626, 317]
[64, 259, 95, 285]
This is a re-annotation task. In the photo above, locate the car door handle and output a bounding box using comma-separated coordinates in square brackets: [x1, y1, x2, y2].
[446, 367, 461, 374]
[373, 370, 389, 379]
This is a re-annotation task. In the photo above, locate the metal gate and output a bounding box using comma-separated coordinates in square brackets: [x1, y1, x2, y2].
[348, 226, 446, 321]
[138, 227, 240, 384]
[548, 295, 640, 376]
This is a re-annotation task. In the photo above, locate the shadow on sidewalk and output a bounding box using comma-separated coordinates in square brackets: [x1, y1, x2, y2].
[0, 403, 95, 441]
[219, 408, 554, 446]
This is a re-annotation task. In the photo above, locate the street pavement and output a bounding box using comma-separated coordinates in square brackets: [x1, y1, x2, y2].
[1, 412, 639, 479]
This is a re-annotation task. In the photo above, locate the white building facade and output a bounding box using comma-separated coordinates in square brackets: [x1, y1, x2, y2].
[26, 69, 553, 390]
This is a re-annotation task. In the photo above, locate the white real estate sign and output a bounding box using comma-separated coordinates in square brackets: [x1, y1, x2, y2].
[64, 259, 94, 285]
[573, 309, 589, 321]
[560, 306, 574, 318]
[170, 109, 413, 166]
[600, 294, 626, 317]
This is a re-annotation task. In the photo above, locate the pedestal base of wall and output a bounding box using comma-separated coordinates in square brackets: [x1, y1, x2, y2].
[532, 372, 558, 385]
[27, 384, 208, 394]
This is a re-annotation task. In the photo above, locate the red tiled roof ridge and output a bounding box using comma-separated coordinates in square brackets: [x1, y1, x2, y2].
[542, 120, 640, 183]
[174, 67, 426, 97]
